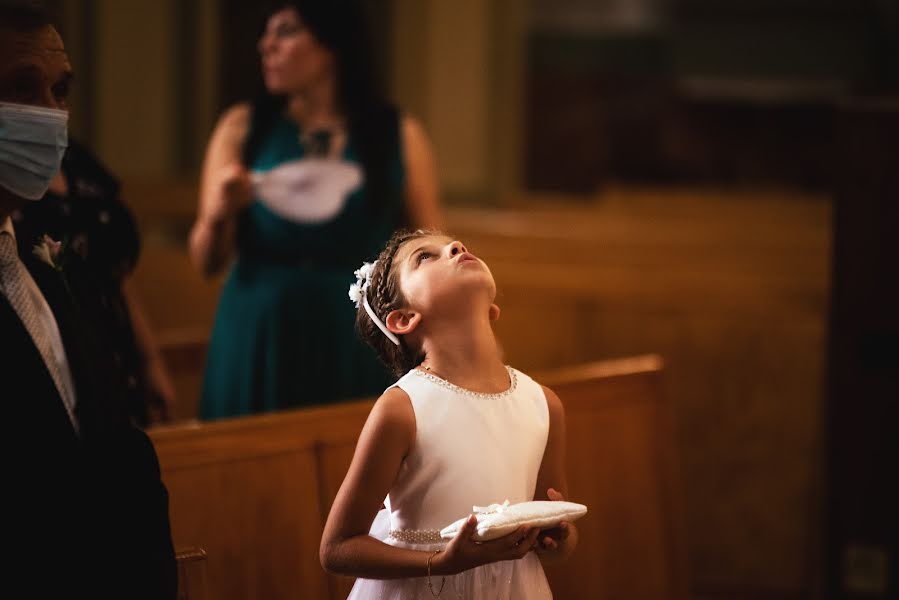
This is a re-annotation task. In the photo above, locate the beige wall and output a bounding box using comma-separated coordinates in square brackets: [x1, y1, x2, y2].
[93, 0, 177, 177]
[392, 0, 531, 204]
[425, 0, 491, 199]
[193, 0, 221, 171]
[57, 0, 220, 179]
[390, 0, 505, 203]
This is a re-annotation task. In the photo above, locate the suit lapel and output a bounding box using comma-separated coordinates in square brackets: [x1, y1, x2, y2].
[23, 255, 68, 316]
[23, 256, 99, 431]
[0, 291, 79, 440]
[24, 255, 130, 438]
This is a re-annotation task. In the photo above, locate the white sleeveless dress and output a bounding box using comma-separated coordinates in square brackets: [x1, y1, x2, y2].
[348, 366, 554, 599]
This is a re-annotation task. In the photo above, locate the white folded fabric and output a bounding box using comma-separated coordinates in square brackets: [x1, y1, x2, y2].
[440, 500, 587, 541]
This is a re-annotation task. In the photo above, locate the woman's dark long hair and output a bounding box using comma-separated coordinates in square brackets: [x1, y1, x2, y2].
[243, 0, 400, 215]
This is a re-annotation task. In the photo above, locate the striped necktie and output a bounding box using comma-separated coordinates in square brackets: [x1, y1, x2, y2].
[0, 232, 79, 432]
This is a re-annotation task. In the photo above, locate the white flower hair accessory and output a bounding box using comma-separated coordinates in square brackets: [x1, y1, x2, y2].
[349, 260, 400, 346]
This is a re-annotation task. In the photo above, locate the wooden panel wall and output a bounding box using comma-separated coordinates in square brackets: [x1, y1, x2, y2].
[149, 356, 686, 600]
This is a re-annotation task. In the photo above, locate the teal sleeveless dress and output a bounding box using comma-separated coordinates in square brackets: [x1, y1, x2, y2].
[200, 115, 403, 419]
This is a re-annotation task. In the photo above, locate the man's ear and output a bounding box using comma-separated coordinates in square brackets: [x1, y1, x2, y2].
[489, 303, 501, 321]
[386, 309, 422, 336]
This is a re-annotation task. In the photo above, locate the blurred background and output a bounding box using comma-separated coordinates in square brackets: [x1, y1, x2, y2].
[44, 0, 898, 598]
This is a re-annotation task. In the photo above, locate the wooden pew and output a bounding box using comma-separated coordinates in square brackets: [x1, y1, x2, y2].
[148, 355, 686, 600]
[175, 547, 209, 600]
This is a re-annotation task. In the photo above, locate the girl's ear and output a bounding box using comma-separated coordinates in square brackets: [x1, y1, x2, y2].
[489, 303, 501, 321]
[386, 308, 422, 336]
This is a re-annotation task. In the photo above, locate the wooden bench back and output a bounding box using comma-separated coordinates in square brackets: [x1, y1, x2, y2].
[149, 355, 685, 600]
[176, 547, 209, 600]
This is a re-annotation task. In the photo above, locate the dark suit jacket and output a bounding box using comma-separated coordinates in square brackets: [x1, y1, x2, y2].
[3, 254, 177, 599]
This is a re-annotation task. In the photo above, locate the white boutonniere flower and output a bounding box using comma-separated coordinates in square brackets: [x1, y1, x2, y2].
[32, 234, 64, 271]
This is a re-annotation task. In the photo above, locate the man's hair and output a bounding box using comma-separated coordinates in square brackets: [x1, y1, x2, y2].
[0, 0, 54, 32]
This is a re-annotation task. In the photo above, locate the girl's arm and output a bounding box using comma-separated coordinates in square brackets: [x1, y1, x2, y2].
[320, 387, 540, 579]
[534, 385, 579, 563]
[320, 387, 425, 578]
[188, 103, 253, 278]
[400, 114, 443, 230]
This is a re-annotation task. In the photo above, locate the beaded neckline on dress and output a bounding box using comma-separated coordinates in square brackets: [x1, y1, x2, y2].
[412, 366, 518, 399]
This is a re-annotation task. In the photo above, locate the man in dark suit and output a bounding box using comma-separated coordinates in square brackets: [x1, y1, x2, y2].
[0, 2, 177, 597]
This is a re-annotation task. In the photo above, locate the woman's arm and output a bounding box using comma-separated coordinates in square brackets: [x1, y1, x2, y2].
[122, 279, 175, 423]
[320, 387, 539, 579]
[534, 385, 579, 564]
[189, 103, 253, 278]
[400, 114, 443, 230]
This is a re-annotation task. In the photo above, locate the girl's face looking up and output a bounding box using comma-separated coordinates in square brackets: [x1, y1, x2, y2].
[393, 234, 496, 317]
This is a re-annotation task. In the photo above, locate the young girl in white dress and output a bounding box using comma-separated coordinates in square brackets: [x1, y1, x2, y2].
[320, 230, 579, 598]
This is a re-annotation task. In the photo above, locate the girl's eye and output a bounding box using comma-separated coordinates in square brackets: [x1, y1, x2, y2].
[417, 252, 433, 264]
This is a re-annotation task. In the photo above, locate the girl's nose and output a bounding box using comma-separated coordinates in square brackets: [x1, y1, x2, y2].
[447, 241, 467, 257]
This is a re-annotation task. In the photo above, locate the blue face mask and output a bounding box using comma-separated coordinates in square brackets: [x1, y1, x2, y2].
[0, 102, 68, 200]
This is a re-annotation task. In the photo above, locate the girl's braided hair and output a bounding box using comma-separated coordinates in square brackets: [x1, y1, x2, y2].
[355, 229, 435, 376]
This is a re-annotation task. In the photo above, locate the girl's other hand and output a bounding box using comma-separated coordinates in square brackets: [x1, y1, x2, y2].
[434, 514, 540, 575]
[536, 521, 571, 553]
[537, 487, 570, 552]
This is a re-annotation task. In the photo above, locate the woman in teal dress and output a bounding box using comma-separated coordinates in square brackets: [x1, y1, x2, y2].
[190, 0, 441, 419]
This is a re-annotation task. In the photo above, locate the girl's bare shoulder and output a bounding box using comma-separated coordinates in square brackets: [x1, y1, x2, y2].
[540, 384, 565, 419]
[364, 386, 416, 443]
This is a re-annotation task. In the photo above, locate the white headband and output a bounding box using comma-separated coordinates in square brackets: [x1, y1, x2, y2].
[348, 261, 401, 346]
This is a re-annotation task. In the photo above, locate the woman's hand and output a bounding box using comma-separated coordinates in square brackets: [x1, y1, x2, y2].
[204, 163, 252, 224]
[191, 104, 251, 277]
[121, 280, 177, 424]
[433, 515, 541, 576]
[145, 356, 176, 424]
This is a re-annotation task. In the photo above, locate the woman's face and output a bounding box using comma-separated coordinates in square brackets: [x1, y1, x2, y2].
[258, 7, 334, 95]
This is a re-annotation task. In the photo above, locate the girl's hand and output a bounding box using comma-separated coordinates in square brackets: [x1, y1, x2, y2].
[536, 522, 571, 553]
[206, 163, 252, 223]
[434, 514, 540, 575]
[536, 487, 574, 555]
